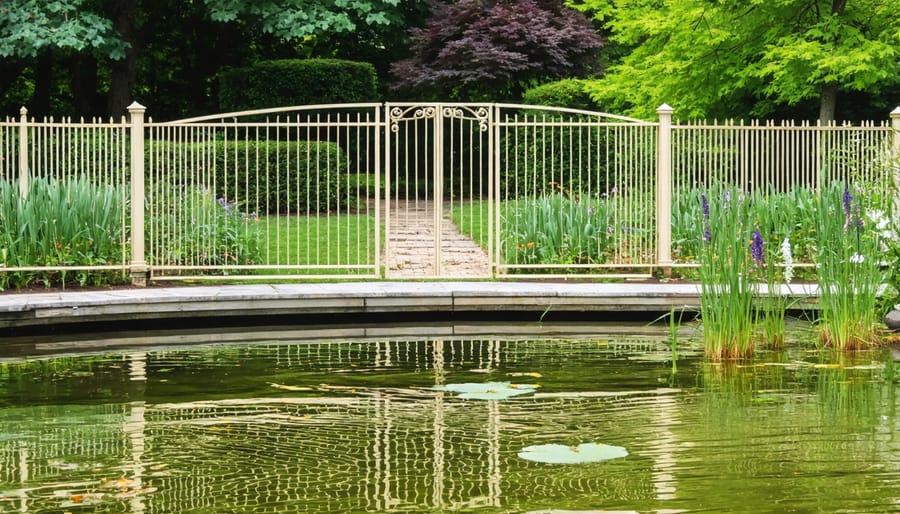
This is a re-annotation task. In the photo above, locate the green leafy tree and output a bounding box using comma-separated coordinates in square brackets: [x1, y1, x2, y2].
[0, 0, 126, 59]
[0, 0, 412, 117]
[0, 0, 128, 115]
[573, 0, 900, 121]
[204, 0, 403, 40]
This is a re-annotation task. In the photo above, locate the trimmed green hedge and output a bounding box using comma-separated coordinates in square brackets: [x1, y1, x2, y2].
[522, 79, 598, 111]
[149, 140, 355, 214]
[218, 59, 379, 112]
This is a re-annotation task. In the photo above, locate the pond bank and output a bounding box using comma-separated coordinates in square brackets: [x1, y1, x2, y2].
[0, 282, 822, 334]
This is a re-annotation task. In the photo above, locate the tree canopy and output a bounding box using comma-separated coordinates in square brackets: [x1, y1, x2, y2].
[204, 0, 402, 40]
[390, 0, 603, 100]
[0, 0, 415, 118]
[573, 0, 900, 121]
[1, 0, 896, 121]
[0, 0, 127, 59]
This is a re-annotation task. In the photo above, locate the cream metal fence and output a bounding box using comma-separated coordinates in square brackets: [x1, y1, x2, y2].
[1, 103, 898, 285]
[145, 103, 382, 281]
[0, 108, 131, 278]
[495, 104, 661, 278]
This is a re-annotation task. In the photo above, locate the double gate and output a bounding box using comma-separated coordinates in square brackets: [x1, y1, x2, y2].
[385, 104, 494, 278]
[142, 102, 658, 281]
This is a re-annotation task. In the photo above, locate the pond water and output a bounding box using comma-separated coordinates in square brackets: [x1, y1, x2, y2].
[0, 324, 898, 513]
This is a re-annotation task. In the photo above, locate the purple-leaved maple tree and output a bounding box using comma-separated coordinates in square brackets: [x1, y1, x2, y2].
[390, 0, 603, 100]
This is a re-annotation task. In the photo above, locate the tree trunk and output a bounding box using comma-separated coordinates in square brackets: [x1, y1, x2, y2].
[819, 83, 837, 124]
[71, 55, 99, 118]
[818, 0, 845, 123]
[106, 0, 138, 117]
[31, 52, 53, 118]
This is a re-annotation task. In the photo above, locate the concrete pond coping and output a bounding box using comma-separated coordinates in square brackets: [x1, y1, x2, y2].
[0, 281, 824, 331]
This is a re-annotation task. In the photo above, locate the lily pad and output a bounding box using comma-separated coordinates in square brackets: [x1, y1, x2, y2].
[432, 382, 538, 400]
[518, 442, 628, 464]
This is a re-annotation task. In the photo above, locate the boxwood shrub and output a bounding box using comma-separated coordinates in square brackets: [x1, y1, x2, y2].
[218, 59, 378, 112]
[522, 79, 598, 111]
[148, 140, 355, 215]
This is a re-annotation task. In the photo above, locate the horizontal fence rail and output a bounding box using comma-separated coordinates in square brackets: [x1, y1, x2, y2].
[0, 103, 898, 286]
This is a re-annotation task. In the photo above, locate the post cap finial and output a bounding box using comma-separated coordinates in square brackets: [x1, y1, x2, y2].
[127, 101, 146, 112]
[657, 103, 674, 114]
[19, 106, 27, 116]
[890, 106, 900, 117]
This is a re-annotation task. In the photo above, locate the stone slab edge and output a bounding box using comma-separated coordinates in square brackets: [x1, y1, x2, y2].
[0, 282, 822, 329]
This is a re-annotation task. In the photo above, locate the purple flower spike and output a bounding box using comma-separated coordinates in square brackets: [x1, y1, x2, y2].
[701, 193, 709, 219]
[751, 228, 765, 268]
[842, 186, 852, 216]
[703, 227, 711, 242]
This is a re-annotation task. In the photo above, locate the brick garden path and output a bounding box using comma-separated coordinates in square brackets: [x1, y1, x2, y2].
[385, 200, 491, 278]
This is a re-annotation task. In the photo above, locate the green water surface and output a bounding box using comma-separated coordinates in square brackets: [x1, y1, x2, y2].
[0, 328, 897, 513]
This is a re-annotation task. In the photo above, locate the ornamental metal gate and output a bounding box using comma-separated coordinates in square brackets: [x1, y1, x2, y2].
[382, 102, 661, 280]
[384, 104, 494, 278]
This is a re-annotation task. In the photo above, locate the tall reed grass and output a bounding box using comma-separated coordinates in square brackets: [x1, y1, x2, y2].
[747, 187, 799, 348]
[697, 184, 756, 359]
[0, 177, 127, 289]
[814, 181, 885, 350]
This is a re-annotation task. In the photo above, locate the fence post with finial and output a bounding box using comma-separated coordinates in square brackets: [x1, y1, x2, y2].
[128, 102, 148, 286]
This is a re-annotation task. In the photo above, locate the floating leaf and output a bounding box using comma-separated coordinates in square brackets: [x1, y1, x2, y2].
[100, 477, 137, 490]
[269, 383, 312, 391]
[431, 382, 538, 400]
[318, 384, 364, 391]
[518, 442, 628, 464]
[59, 492, 105, 508]
[115, 487, 157, 499]
[508, 372, 543, 378]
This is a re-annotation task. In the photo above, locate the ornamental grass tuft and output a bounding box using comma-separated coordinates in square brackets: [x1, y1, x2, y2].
[0, 177, 128, 289]
[814, 181, 885, 350]
[697, 183, 756, 360]
[503, 184, 616, 267]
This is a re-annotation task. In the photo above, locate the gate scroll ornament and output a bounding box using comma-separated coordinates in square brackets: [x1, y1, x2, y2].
[389, 105, 436, 132]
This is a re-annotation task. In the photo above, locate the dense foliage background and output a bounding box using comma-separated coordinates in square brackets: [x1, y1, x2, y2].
[0, 0, 897, 121]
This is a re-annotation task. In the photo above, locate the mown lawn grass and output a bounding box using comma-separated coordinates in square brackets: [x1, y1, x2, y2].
[259, 212, 379, 275]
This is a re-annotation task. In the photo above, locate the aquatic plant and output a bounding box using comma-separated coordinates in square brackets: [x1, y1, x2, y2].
[697, 183, 756, 359]
[749, 205, 796, 349]
[814, 181, 885, 350]
[518, 442, 629, 464]
[431, 382, 538, 400]
[756, 234, 795, 348]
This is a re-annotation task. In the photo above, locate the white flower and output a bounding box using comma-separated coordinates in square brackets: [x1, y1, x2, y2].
[850, 253, 865, 264]
[867, 209, 896, 241]
[870, 210, 888, 231]
[780, 237, 793, 283]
